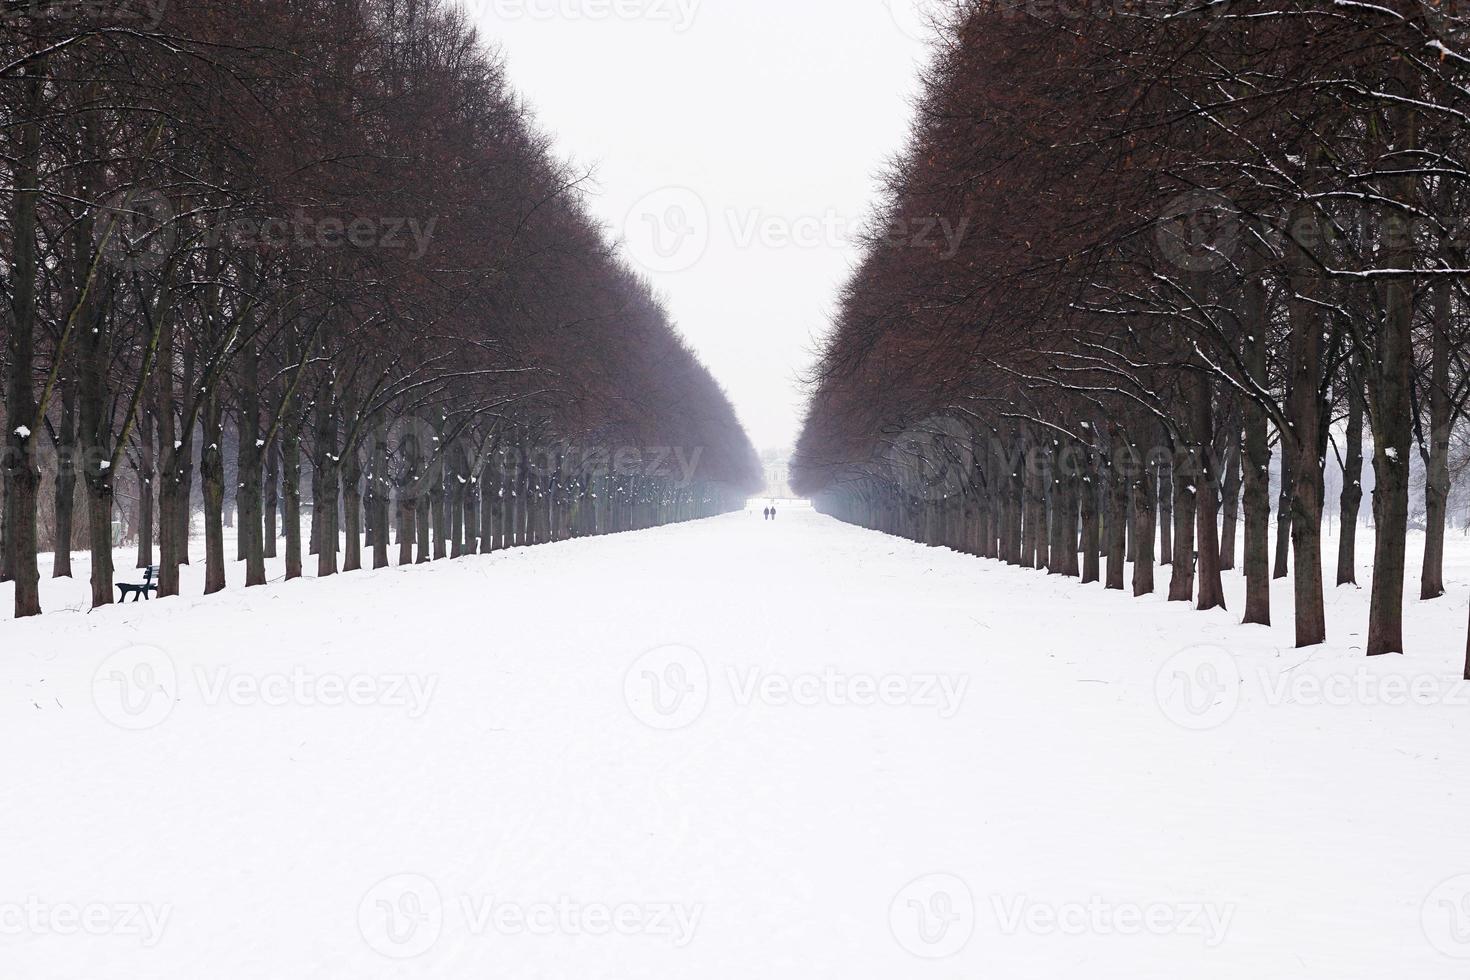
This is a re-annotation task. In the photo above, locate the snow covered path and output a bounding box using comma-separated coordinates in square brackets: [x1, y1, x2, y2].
[4, 503, 1470, 978]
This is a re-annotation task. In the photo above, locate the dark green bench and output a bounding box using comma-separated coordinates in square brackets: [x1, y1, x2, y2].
[117, 566, 160, 602]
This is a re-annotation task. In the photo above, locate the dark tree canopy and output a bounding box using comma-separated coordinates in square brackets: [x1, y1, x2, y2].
[795, 0, 1470, 659]
[0, 0, 762, 616]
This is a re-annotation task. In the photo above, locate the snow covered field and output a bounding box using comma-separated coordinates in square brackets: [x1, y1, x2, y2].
[3, 502, 1470, 978]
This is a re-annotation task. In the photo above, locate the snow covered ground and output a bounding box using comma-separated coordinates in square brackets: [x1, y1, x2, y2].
[3, 502, 1470, 978]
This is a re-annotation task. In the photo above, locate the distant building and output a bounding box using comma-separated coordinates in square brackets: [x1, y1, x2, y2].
[761, 448, 793, 499]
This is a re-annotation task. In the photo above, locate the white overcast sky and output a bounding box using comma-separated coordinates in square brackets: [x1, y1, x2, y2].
[461, 0, 942, 452]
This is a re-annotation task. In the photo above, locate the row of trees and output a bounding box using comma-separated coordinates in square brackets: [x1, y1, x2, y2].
[793, 0, 1470, 662]
[0, 0, 760, 618]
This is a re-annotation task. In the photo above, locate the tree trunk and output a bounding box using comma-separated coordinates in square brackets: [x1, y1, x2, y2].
[137, 408, 155, 569]
[283, 429, 302, 580]
[1132, 459, 1156, 597]
[263, 440, 279, 559]
[4, 62, 45, 618]
[53, 380, 78, 578]
[463, 466, 479, 556]
[1167, 446, 1196, 603]
[1005, 435, 1024, 564]
[1046, 446, 1066, 576]
[371, 426, 389, 570]
[342, 438, 362, 573]
[156, 316, 183, 599]
[1273, 442, 1292, 580]
[201, 392, 226, 595]
[1193, 374, 1226, 612]
[1021, 433, 1042, 568]
[1158, 453, 1174, 567]
[415, 491, 432, 563]
[237, 340, 266, 587]
[309, 398, 324, 558]
[1421, 281, 1451, 600]
[449, 446, 465, 558]
[397, 492, 415, 566]
[1105, 436, 1128, 591]
[1218, 430, 1241, 572]
[1285, 204, 1328, 648]
[76, 262, 116, 608]
[1080, 450, 1100, 585]
[1241, 286, 1272, 626]
[176, 337, 195, 569]
[1337, 354, 1364, 588]
[1365, 261, 1414, 656]
[315, 450, 339, 578]
[1464, 605, 1470, 681]
[1, 464, 11, 584]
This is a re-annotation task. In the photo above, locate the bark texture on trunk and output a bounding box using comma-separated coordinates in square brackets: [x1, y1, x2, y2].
[1158, 454, 1173, 568]
[1337, 355, 1364, 588]
[137, 408, 155, 569]
[1421, 282, 1451, 601]
[1286, 204, 1328, 649]
[238, 341, 266, 587]
[1365, 253, 1414, 656]
[1273, 448, 1292, 581]
[1167, 447, 1196, 603]
[283, 428, 302, 580]
[202, 391, 226, 595]
[1218, 431, 1241, 572]
[1132, 460, 1156, 597]
[1241, 324, 1272, 625]
[1105, 436, 1128, 591]
[264, 442, 279, 559]
[4, 63, 45, 618]
[52, 381, 78, 578]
